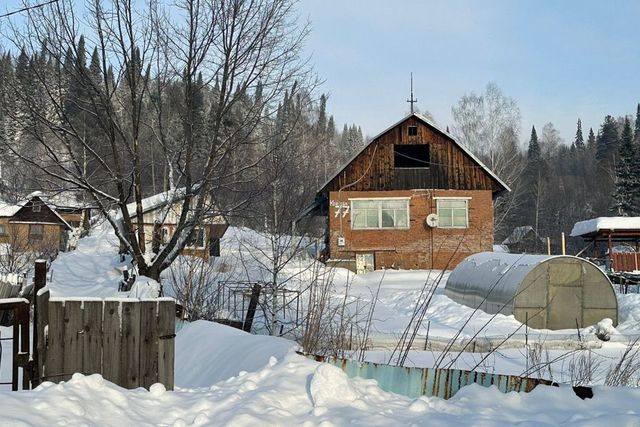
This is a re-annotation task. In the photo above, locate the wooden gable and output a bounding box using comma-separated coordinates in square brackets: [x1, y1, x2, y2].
[320, 114, 509, 196]
[10, 196, 71, 229]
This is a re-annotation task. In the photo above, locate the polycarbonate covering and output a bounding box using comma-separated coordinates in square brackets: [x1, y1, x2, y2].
[444, 252, 618, 330]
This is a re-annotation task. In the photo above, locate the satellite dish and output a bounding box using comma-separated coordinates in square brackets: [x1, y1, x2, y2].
[426, 213, 439, 228]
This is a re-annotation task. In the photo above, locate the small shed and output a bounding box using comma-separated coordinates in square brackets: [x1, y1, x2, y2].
[502, 225, 546, 254]
[571, 217, 640, 272]
[445, 252, 618, 330]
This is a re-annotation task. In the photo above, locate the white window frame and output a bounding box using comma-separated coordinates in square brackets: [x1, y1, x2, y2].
[0, 224, 6, 235]
[435, 197, 470, 229]
[186, 227, 206, 249]
[350, 197, 410, 230]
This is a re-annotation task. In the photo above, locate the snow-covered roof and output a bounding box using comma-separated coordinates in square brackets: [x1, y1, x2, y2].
[122, 187, 190, 217]
[0, 201, 25, 217]
[317, 112, 511, 195]
[29, 190, 96, 209]
[571, 217, 640, 237]
[502, 226, 544, 245]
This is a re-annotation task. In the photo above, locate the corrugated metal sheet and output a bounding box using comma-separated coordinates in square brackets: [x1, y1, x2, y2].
[302, 354, 561, 400]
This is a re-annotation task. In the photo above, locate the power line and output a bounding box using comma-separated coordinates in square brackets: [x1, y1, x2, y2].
[0, 0, 60, 19]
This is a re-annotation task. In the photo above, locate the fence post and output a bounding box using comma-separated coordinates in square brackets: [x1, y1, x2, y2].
[243, 284, 262, 333]
[32, 259, 47, 388]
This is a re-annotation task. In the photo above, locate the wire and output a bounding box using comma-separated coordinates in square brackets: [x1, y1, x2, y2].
[0, 0, 60, 19]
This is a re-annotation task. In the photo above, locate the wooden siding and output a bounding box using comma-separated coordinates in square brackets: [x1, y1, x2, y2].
[323, 117, 499, 194]
[11, 196, 69, 227]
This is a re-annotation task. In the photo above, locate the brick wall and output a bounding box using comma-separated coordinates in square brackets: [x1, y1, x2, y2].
[328, 189, 494, 271]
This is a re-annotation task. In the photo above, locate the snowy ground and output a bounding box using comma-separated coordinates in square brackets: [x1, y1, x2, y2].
[1, 321, 640, 426]
[1, 222, 639, 424]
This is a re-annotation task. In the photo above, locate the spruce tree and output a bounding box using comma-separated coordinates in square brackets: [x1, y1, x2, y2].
[611, 117, 638, 215]
[596, 115, 619, 166]
[587, 127, 596, 151]
[574, 118, 585, 149]
[635, 103, 640, 144]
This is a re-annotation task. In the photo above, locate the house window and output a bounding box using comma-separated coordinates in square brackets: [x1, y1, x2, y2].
[186, 227, 206, 249]
[0, 224, 6, 236]
[408, 126, 418, 136]
[437, 199, 469, 228]
[394, 145, 429, 168]
[351, 199, 409, 229]
[29, 224, 44, 240]
[32, 204, 41, 212]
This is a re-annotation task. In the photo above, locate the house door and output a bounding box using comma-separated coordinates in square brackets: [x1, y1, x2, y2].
[356, 253, 374, 274]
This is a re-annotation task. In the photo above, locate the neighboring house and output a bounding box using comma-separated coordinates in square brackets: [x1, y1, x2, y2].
[304, 112, 510, 273]
[502, 226, 546, 254]
[35, 191, 96, 231]
[0, 194, 73, 254]
[117, 188, 229, 259]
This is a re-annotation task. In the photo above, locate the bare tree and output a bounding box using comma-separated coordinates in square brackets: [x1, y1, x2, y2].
[450, 82, 524, 237]
[0, 0, 312, 280]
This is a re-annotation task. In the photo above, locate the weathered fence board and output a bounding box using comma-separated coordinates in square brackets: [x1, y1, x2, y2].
[62, 300, 84, 382]
[157, 300, 175, 391]
[82, 300, 103, 375]
[39, 297, 175, 390]
[119, 300, 141, 388]
[140, 300, 159, 389]
[101, 299, 122, 384]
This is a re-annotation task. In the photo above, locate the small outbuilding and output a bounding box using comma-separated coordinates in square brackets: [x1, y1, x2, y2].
[445, 252, 618, 330]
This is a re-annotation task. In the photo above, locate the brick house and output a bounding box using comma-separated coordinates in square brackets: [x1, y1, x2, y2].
[306, 113, 510, 273]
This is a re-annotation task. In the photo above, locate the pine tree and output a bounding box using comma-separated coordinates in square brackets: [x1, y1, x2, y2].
[574, 118, 584, 149]
[527, 125, 541, 160]
[611, 117, 638, 215]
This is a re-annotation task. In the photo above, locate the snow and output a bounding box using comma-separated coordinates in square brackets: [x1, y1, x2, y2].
[571, 216, 640, 237]
[0, 201, 23, 217]
[3, 224, 640, 423]
[1, 321, 640, 425]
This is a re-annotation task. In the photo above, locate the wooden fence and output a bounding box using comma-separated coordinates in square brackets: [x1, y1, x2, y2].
[612, 252, 640, 272]
[35, 290, 175, 390]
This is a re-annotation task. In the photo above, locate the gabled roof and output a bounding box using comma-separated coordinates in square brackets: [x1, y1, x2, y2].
[3, 195, 72, 230]
[502, 226, 544, 245]
[318, 112, 511, 195]
[116, 186, 226, 224]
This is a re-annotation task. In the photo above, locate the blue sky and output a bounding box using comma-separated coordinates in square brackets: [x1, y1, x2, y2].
[299, 0, 640, 144]
[3, 0, 639, 144]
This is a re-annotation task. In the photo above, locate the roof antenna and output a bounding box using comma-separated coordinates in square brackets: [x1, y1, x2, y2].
[407, 72, 417, 114]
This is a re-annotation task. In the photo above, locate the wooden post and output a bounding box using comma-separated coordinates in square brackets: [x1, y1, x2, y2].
[34, 290, 50, 388]
[561, 232, 566, 255]
[157, 300, 175, 390]
[547, 237, 551, 256]
[32, 259, 47, 387]
[608, 233, 613, 270]
[243, 284, 262, 332]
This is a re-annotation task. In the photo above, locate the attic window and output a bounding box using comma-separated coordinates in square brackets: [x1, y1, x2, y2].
[408, 126, 418, 136]
[394, 144, 429, 168]
[33, 204, 41, 212]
